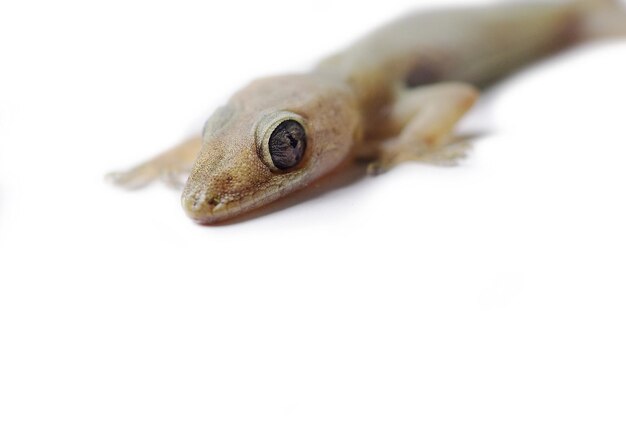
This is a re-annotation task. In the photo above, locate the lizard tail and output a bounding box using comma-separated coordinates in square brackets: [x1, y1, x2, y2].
[576, 0, 626, 39]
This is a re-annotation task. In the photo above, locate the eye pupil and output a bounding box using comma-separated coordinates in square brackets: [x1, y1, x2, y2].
[268, 120, 306, 170]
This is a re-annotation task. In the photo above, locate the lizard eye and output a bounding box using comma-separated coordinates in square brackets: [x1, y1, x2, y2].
[256, 112, 307, 172]
[268, 120, 306, 170]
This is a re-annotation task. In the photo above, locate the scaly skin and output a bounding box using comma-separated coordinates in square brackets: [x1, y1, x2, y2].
[109, 1, 626, 224]
[180, 74, 361, 223]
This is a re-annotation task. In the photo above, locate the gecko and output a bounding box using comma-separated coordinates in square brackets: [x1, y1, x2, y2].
[109, 0, 626, 224]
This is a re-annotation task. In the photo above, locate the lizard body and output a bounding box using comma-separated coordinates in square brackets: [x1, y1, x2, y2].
[110, 0, 626, 224]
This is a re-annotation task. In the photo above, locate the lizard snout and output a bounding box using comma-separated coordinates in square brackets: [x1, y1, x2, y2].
[181, 190, 227, 224]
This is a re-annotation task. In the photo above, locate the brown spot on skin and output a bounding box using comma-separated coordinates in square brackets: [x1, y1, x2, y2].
[405, 60, 443, 88]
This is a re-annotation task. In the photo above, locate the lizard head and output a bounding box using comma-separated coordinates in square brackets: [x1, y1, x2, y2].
[181, 74, 360, 224]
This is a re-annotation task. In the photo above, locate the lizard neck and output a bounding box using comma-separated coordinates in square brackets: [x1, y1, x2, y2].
[315, 53, 393, 116]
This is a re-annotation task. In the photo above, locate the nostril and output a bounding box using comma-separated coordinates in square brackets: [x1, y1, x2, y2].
[182, 190, 228, 222]
[205, 195, 221, 208]
[182, 191, 210, 213]
[183, 191, 223, 212]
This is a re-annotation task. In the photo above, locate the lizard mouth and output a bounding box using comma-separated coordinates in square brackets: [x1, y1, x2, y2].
[181, 188, 278, 225]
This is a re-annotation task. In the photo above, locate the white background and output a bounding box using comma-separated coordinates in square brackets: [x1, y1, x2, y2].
[1, 0, 626, 440]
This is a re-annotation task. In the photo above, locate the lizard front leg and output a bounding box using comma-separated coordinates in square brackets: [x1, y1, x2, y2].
[107, 137, 202, 189]
[368, 82, 479, 174]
